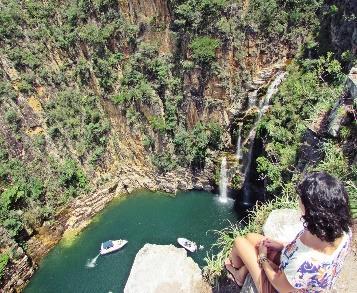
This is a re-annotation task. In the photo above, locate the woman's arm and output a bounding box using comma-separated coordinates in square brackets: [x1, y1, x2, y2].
[259, 240, 296, 293]
[260, 258, 297, 293]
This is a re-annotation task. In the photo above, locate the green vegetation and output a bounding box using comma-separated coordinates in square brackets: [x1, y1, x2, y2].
[313, 142, 357, 218]
[45, 89, 110, 164]
[245, 0, 323, 48]
[256, 56, 345, 195]
[189, 36, 220, 64]
[59, 160, 88, 198]
[174, 122, 223, 168]
[151, 153, 177, 173]
[255, 55, 355, 217]
[0, 252, 9, 279]
[112, 43, 178, 106]
[110, 42, 224, 171]
[149, 122, 223, 172]
[0, 138, 88, 239]
[172, 0, 227, 32]
[4, 110, 20, 132]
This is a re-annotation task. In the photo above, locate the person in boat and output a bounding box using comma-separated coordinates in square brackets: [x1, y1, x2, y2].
[225, 172, 352, 292]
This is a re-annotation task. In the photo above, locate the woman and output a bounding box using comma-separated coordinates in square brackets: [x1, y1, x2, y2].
[225, 172, 352, 292]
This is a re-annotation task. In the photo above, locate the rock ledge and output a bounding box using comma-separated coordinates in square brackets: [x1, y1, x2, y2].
[124, 244, 211, 293]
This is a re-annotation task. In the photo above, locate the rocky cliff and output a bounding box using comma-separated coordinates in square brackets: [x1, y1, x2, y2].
[319, 0, 357, 62]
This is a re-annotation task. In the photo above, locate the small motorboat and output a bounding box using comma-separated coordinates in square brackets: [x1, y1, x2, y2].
[177, 237, 197, 252]
[100, 240, 128, 255]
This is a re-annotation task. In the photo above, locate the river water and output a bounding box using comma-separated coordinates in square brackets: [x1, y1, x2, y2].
[24, 191, 238, 293]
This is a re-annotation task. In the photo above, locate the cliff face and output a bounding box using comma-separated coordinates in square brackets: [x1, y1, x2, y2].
[0, 228, 34, 291]
[322, 0, 357, 59]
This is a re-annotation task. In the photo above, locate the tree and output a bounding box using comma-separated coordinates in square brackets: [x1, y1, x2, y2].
[189, 36, 220, 64]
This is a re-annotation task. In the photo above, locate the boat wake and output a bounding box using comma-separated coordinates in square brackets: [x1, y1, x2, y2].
[86, 254, 100, 268]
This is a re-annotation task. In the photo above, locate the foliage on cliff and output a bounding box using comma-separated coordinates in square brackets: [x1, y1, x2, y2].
[256, 55, 356, 216]
[0, 253, 9, 279]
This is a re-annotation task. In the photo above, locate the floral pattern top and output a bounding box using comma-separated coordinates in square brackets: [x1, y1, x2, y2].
[279, 229, 351, 292]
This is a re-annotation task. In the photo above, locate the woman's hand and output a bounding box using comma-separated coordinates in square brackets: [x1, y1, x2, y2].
[263, 238, 285, 251]
[258, 238, 268, 256]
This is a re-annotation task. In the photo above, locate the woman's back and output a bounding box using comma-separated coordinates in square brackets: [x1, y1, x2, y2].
[280, 229, 352, 292]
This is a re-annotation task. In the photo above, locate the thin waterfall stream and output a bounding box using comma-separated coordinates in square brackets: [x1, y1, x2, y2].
[219, 157, 228, 203]
[236, 124, 242, 161]
[240, 71, 287, 207]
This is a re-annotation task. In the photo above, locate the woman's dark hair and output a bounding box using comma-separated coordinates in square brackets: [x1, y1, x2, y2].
[297, 172, 352, 242]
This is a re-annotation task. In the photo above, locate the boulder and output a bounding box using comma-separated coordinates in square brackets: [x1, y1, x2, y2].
[263, 208, 304, 243]
[124, 244, 211, 293]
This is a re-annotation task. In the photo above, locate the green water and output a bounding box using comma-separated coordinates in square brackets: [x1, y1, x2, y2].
[25, 191, 238, 293]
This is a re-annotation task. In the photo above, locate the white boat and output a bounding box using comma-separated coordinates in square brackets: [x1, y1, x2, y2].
[177, 238, 197, 252]
[100, 240, 128, 255]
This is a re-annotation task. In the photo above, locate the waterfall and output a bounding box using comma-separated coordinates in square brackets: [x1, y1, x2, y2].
[236, 124, 242, 160]
[86, 253, 100, 268]
[240, 71, 287, 207]
[244, 71, 287, 175]
[219, 157, 228, 203]
[244, 71, 287, 147]
[258, 71, 287, 119]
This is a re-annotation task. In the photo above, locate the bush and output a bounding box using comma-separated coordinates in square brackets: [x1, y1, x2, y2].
[164, 96, 181, 131]
[59, 159, 87, 196]
[125, 107, 140, 126]
[312, 141, 356, 217]
[172, 0, 227, 32]
[245, 0, 322, 48]
[207, 122, 222, 149]
[142, 134, 154, 150]
[0, 81, 17, 102]
[5, 110, 20, 131]
[45, 89, 109, 162]
[2, 212, 23, 239]
[313, 142, 349, 180]
[151, 152, 177, 173]
[173, 123, 220, 168]
[149, 116, 166, 134]
[93, 53, 122, 90]
[189, 36, 220, 64]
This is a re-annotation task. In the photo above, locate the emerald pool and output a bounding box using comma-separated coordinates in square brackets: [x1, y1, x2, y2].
[24, 191, 238, 293]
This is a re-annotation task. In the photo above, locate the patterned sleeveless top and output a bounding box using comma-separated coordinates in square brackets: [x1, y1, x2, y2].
[279, 229, 351, 292]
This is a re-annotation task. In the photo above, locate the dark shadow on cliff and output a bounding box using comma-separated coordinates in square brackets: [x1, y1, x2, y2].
[234, 136, 265, 213]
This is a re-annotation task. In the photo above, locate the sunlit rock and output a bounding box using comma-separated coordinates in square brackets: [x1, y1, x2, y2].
[124, 244, 211, 293]
[263, 208, 304, 243]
